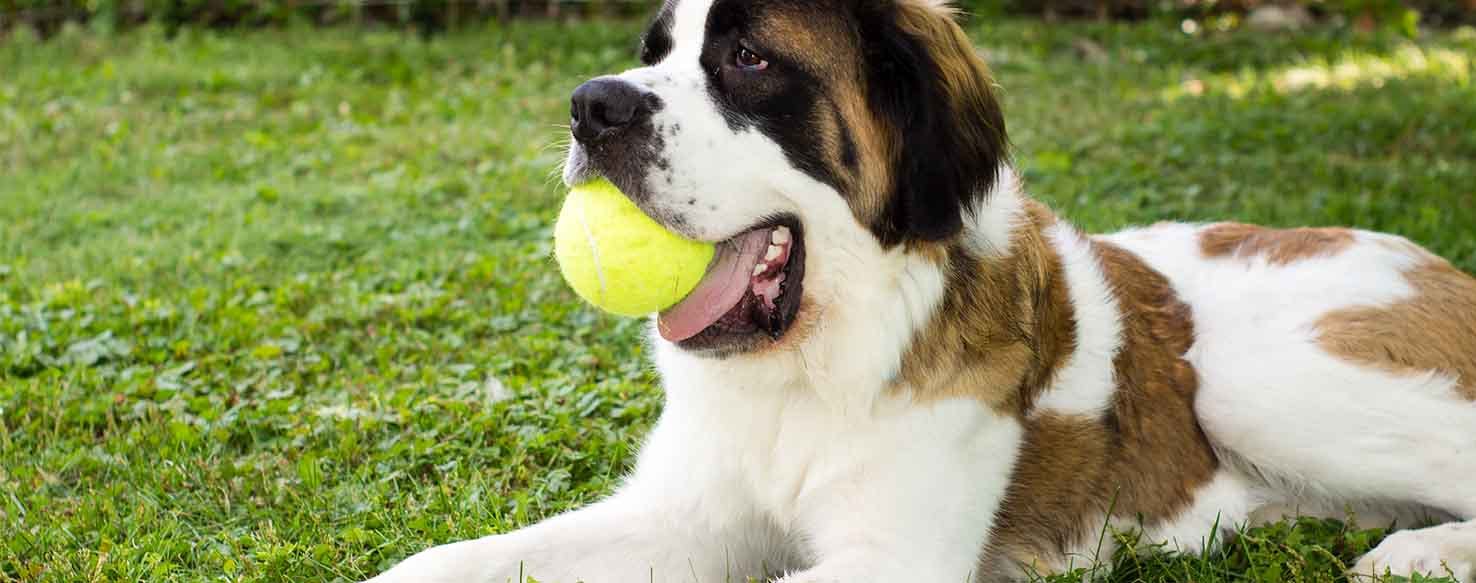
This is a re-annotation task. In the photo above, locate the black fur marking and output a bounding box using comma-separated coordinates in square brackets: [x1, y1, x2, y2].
[857, 1, 1009, 246]
[834, 104, 858, 170]
[640, 2, 676, 65]
[700, 0, 840, 190]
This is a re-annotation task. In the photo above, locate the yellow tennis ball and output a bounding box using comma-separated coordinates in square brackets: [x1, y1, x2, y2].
[554, 180, 715, 317]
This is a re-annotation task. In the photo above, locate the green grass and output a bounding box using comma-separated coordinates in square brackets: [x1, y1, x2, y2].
[2, 17, 1474, 583]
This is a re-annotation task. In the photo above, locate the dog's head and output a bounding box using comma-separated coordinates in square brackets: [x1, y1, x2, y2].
[564, 0, 1007, 358]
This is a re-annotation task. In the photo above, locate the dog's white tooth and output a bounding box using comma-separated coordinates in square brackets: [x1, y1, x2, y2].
[753, 264, 766, 277]
[764, 244, 782, 261]
[772, 227, 791, 245]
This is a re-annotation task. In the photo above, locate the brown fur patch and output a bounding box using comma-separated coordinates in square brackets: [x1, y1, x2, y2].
[826, 79, 893, 221]
[1317, 257, 1476, 400]
[981, 237, 1219, 578]
[1200, 222, 1356, 265]
[896, 201, 1076, 413]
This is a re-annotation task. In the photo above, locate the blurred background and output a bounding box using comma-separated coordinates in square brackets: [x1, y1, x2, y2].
[3, 0, 1475, 33]
[2, 0, 1474, 582]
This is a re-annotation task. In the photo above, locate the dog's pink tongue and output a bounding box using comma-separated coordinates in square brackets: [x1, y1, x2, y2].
[658, 229, 770, 342]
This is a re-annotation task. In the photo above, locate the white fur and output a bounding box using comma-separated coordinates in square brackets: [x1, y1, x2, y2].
[1031, 224, 1123, 418]
[965, 169, 1025, 257]
[1136, 471, 1264, 554]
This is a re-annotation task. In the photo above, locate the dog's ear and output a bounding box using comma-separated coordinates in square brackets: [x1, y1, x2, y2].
[859, 0, 1009, 246]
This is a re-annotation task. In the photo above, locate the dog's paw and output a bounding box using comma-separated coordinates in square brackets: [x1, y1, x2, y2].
[1352, 523, 1476, 582]
[362, 536, 513, 583]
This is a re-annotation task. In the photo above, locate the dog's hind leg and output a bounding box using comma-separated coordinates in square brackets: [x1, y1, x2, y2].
[1342, 379, 1476, 583]
[1191, 326, 1476, 581]
[1192, 323, 1476, 513]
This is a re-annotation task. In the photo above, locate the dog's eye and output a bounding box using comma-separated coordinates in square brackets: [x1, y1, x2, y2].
[735, 44, 769, 71]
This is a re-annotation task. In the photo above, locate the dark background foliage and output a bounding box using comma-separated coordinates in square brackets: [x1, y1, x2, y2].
[978, 0, 1474, 26]
[2, 0, 1473, 35]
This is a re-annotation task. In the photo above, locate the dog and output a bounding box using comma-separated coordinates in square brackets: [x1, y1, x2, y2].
[366, 1, 1476, 581]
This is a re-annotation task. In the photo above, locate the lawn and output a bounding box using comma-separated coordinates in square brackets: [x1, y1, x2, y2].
[1, 16, 1474, 583]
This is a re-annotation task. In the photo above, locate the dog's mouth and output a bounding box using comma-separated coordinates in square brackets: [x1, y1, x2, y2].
[658, 217, 805, 352]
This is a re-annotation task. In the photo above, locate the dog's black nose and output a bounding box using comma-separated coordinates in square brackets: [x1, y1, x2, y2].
[570, 77, 654, 144]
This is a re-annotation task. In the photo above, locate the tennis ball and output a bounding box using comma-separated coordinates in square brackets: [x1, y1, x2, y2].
[554, 180, 715, 317]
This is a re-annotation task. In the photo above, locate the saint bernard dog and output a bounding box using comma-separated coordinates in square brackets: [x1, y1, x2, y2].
[367, 0, 1476, 581]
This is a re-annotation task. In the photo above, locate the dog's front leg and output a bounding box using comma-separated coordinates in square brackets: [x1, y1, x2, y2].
[368, 480, 775, 583]
[365, 415, 780, 583]
[770, 485, 1000, 583]
[773, 405, 1023, 583]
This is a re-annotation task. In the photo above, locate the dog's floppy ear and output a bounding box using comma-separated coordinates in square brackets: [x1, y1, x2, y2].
[859, 0, 1008, 246]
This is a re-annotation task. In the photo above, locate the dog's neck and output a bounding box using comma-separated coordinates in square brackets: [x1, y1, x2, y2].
[891, 177, 1076, 416]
